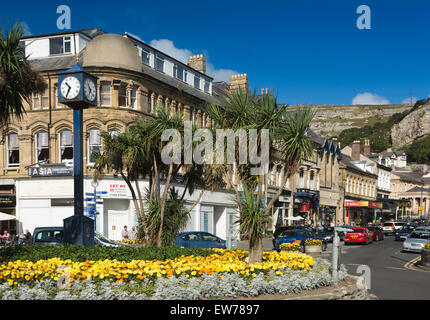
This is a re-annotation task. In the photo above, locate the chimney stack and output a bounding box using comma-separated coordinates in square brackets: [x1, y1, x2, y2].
[188, 54, 206, 74]
[351, 140, 361, 161]
[229, 74, 249, 92]
[363, 139, 371, 156]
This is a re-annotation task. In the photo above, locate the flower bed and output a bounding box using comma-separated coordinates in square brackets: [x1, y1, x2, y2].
[279, 243, 301, 252]
[0, 248, 347, 300]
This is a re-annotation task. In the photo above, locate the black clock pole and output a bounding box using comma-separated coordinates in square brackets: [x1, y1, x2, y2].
[73, 108, 84, 217]
[58, 59, 98, 247]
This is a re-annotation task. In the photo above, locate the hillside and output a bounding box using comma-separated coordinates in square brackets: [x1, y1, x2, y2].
[286, 104, 411, 137]
[332, 98, 430, 163]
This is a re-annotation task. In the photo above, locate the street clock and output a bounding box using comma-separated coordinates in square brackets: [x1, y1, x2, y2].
[57, 60, 98, 109]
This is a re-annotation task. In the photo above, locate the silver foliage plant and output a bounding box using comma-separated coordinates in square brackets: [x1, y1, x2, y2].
[0, 259, 347, 300]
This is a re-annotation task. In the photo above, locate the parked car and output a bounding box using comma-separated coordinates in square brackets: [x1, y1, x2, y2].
[402, 231, 430, 253]
[415, 226, 430, 232]
[395, 225, 417, 241]
[272, 225, 309, 250]
[176, 232, 226, 249]
[344, 228, 373, 245]
[366, 225, 385, 241]
[32, 227, 128, 248]
[316, 227, 345, 243]
[275, 229, 327, 252]
[382, 221, 405, 235]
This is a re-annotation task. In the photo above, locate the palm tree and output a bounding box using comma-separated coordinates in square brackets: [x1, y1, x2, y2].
[207, 88, 314, 262]
[0, 22, 46, 137]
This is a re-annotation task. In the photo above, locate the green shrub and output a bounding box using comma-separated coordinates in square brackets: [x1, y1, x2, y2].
[0, 245, 217, 263]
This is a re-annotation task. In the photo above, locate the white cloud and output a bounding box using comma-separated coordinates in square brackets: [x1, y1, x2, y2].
[149, 39, 192, 64]
[22, 22, 32, 36]
[352, 92, 390, 105]
[402, 96, 417, 104]
[149, 38, 238, 82]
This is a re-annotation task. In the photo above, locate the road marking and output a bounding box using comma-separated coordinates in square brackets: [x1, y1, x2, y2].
[404, 256, 429, 272]
[385, 267, 408, 271]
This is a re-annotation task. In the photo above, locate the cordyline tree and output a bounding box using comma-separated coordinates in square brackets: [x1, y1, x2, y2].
[206, 88, 314, 263]
[94, 106, 225, 247]
[0, 22, 46, 138]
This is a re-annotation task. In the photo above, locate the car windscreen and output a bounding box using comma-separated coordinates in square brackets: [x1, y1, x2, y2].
[349, 228, 365, 233]
[409, 232, 430, 240]
[401, 225, 416, 231]
[279, 231, 298, 238]
[95, 233, 116, 244]
[383, 223, 393, 227]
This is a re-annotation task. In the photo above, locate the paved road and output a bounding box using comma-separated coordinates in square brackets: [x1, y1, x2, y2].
[239, 236, 430, 299]
[339, 235, 430, 300]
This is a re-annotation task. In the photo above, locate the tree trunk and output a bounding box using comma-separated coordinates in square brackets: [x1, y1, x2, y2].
[248, 237, 263, 263]
[156, 162, 174, 247]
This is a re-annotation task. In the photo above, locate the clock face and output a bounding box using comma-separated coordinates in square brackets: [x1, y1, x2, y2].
[84, 79, 97, 102]
[60, 76, 81, 100]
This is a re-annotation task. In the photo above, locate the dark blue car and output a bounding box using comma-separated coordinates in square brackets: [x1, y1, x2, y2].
[176, 232, 226, 249]
[275, 229, 327, 251]
[395, 225, 417, 241]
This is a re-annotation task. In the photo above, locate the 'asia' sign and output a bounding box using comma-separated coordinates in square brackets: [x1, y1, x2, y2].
[28, 166, 73, 177]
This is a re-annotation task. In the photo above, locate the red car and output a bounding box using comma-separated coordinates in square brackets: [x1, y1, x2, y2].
[344, 228, 373, 245]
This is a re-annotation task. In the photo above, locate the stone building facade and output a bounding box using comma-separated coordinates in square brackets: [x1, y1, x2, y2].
[0, 29, 241, 239]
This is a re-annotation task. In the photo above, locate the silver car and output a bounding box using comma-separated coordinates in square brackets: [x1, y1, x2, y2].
[402, 231, 430, 253]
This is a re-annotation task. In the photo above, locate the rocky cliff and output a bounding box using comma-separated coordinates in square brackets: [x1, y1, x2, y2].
[391, 100, 430, 148]
[286, 104, 411, 137]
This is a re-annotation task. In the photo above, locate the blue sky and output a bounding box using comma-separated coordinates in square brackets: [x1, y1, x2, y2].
[2, 0, 429, 105]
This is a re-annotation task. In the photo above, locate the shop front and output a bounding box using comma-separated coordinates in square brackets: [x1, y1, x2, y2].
[345, 200, 383, 226]
[0, 185, 17, 235]
[294, 189, 320, 226]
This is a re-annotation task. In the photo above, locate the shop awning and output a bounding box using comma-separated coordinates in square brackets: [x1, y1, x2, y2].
[345, 201, 382, 209]
[0, 212, 17, 221]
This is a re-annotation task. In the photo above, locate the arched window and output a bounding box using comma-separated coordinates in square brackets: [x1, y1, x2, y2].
[87, 129, 102, 164]
[35, 131, 49, 163]
[59, 130, 73, 165]
[6, 133, 19, 168]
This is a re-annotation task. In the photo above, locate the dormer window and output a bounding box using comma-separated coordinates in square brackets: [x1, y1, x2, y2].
[50, 36, 72, 55]
[204, 81, 210, 93]
[141, 49, 150, 65]
[155, 56, 164, 72]
[174, 65, 187, 82]
[194, 76, 201, 90]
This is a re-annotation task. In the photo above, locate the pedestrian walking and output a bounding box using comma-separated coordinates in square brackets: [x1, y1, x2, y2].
[121, 226, 129, 241]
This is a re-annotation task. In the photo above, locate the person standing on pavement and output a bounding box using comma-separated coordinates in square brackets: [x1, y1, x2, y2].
[121, 226, 129, 241]
[128, 226, 137, 241]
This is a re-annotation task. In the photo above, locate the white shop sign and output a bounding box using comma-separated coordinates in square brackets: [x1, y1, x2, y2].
[107, 183, 128, 198]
